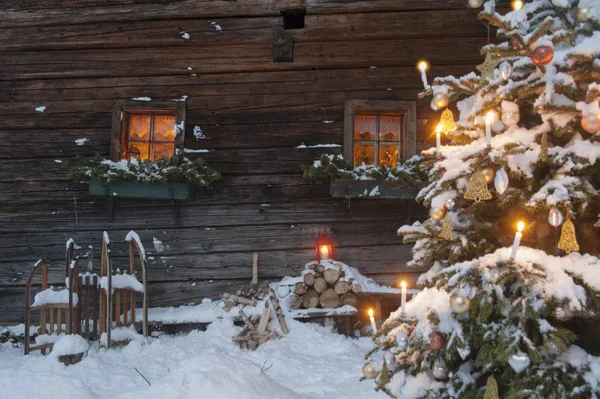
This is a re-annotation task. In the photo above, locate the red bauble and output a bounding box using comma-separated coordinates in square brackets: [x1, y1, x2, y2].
[429, 332, 445, 351]
[532, 46, 554, 67]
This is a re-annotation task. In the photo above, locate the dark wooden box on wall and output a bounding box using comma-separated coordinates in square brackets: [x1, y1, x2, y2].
[0, 0, 489, 323]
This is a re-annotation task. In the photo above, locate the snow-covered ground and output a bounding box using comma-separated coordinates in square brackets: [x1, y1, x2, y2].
[0, 319, 386, 399]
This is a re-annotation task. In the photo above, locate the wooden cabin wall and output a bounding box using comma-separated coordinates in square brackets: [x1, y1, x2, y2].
[0, 0, 490, 323]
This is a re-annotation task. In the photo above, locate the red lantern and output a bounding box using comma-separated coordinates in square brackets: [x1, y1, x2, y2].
[315, 232, 335, 263]
[532, 46, 554, 67]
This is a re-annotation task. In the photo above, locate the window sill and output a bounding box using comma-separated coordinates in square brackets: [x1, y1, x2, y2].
[329, 179, 419, 200]
[89, 180, 192, 200]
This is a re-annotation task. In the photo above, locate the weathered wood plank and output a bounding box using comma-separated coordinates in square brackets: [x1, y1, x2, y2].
[1, 65, 474, 101]
[0, 17, 282, 52]
[0, 1, 479, 28]
[296, 10, 486, 42]
[0, 197, 413, 232]
[0, 11, 485, 52]
[0, 38, 485, 80]
[0, 219, 410, 261]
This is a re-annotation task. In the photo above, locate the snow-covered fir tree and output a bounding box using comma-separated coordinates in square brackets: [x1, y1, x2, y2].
[364, 1, 600, 397]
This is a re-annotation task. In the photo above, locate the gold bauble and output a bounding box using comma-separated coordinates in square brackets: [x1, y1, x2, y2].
[362, 361, 379, 379]
[449, 293, 471, 314]
[581, 114, 600, 134]
[481, 167, 495, 184]
[433, 93, 449, 109]
[553, 171, 567, 180]
[429, 207, 447, 221]
[576, 6, 591, 22]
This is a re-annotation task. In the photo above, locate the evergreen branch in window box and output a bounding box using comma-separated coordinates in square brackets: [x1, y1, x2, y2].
[68, 152, 220, 187]
[301, 154, 427, 186]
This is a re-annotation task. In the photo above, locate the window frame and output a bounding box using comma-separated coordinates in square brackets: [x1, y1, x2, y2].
[110, 100, 186, 162]
[344, 100, 416, 167]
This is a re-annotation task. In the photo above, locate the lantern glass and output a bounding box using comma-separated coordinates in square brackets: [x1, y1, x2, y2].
[315, 232, 334, 262]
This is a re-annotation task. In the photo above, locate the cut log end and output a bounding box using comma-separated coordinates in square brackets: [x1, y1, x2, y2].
[303, 273, 315, 286]
[302, 289, 320, 309]
[313, 277, 328, 293]
[323, 269, 340, 285]
[319, 288, 340, 309]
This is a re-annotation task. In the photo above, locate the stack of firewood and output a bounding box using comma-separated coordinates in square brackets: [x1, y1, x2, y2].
[290, 262, 361, 310]
[227, 288, 289, 350]
[220, 286, 268, 313]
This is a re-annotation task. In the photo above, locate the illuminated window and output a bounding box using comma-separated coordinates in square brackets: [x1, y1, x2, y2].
[110, 100, 185, 162]
[344, 100, 416, 167]
[123, 112, 176, 161]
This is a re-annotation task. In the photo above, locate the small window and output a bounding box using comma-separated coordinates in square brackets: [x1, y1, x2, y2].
[281, 8, 305, 30]
[111, 100, 185, 162]
[344, 100, 416, 167]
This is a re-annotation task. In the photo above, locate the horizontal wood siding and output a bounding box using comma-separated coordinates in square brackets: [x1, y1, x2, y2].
[0, 1, 488, 323]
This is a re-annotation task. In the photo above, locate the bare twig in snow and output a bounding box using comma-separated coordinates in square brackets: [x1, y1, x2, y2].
[135, 367, 151, 386]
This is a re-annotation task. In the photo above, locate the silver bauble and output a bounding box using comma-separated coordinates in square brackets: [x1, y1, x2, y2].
[431, 101, 440, 112]
[581, 113, 600, 133]
[432, 359, 449, 380]
[433, 93, 449, 109]
[396, 331, 408, 349]
[362, 361, 379, 379]
[576, 6, 591, 22]
[508, 352, 530, 373]
[429, 207, 447, 221]
[468, 0, 484, 8]
[548, 342, 560, 357]
[449, 293, 471, 314]
[548, 207, 564, 227]
[494, 167, 509, 195]
[445, 198, 456, 210]
[502, 110, 520, 126]
[498, 61, 513, 80]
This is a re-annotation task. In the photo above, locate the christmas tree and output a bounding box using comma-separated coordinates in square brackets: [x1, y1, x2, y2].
[364, 1, 600, 397]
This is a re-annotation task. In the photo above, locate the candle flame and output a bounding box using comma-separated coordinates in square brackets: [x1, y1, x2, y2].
[486, 111, 496, 123]
[517, 221, 525, 232]
[436, 123, 443, 134]
[401, 281, 407, 289]
[417, 60, 429, 72]
[512, 0, 523, 10]
[368, 309, 374, 317]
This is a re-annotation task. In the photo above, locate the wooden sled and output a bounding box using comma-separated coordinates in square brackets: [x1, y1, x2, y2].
[99, 231, 148, 348]
[24, 255, 78, 355]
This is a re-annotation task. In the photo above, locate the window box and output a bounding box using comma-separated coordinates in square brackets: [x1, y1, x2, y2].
[329, 179, 419, 199]
[89, 179, 192, 200]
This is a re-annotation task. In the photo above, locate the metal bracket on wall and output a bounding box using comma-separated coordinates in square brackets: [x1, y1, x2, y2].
[103, 186, 116, 222]
[169, 188, 181, 226]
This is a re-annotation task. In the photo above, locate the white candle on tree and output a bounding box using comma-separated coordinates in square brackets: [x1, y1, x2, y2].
[509, 221, 525, 262]
[418, 61, 429, 89]
[368, 309, 377, 334]
[485, 111, 494, 147]
[400, 281, 407, 317]
[435, 124, 442, 153]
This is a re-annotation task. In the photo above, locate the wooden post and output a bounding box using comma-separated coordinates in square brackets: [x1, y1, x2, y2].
[84, 275, 90, 338]
[72, 264, 80, 334]
[251, 253, 259, 286]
